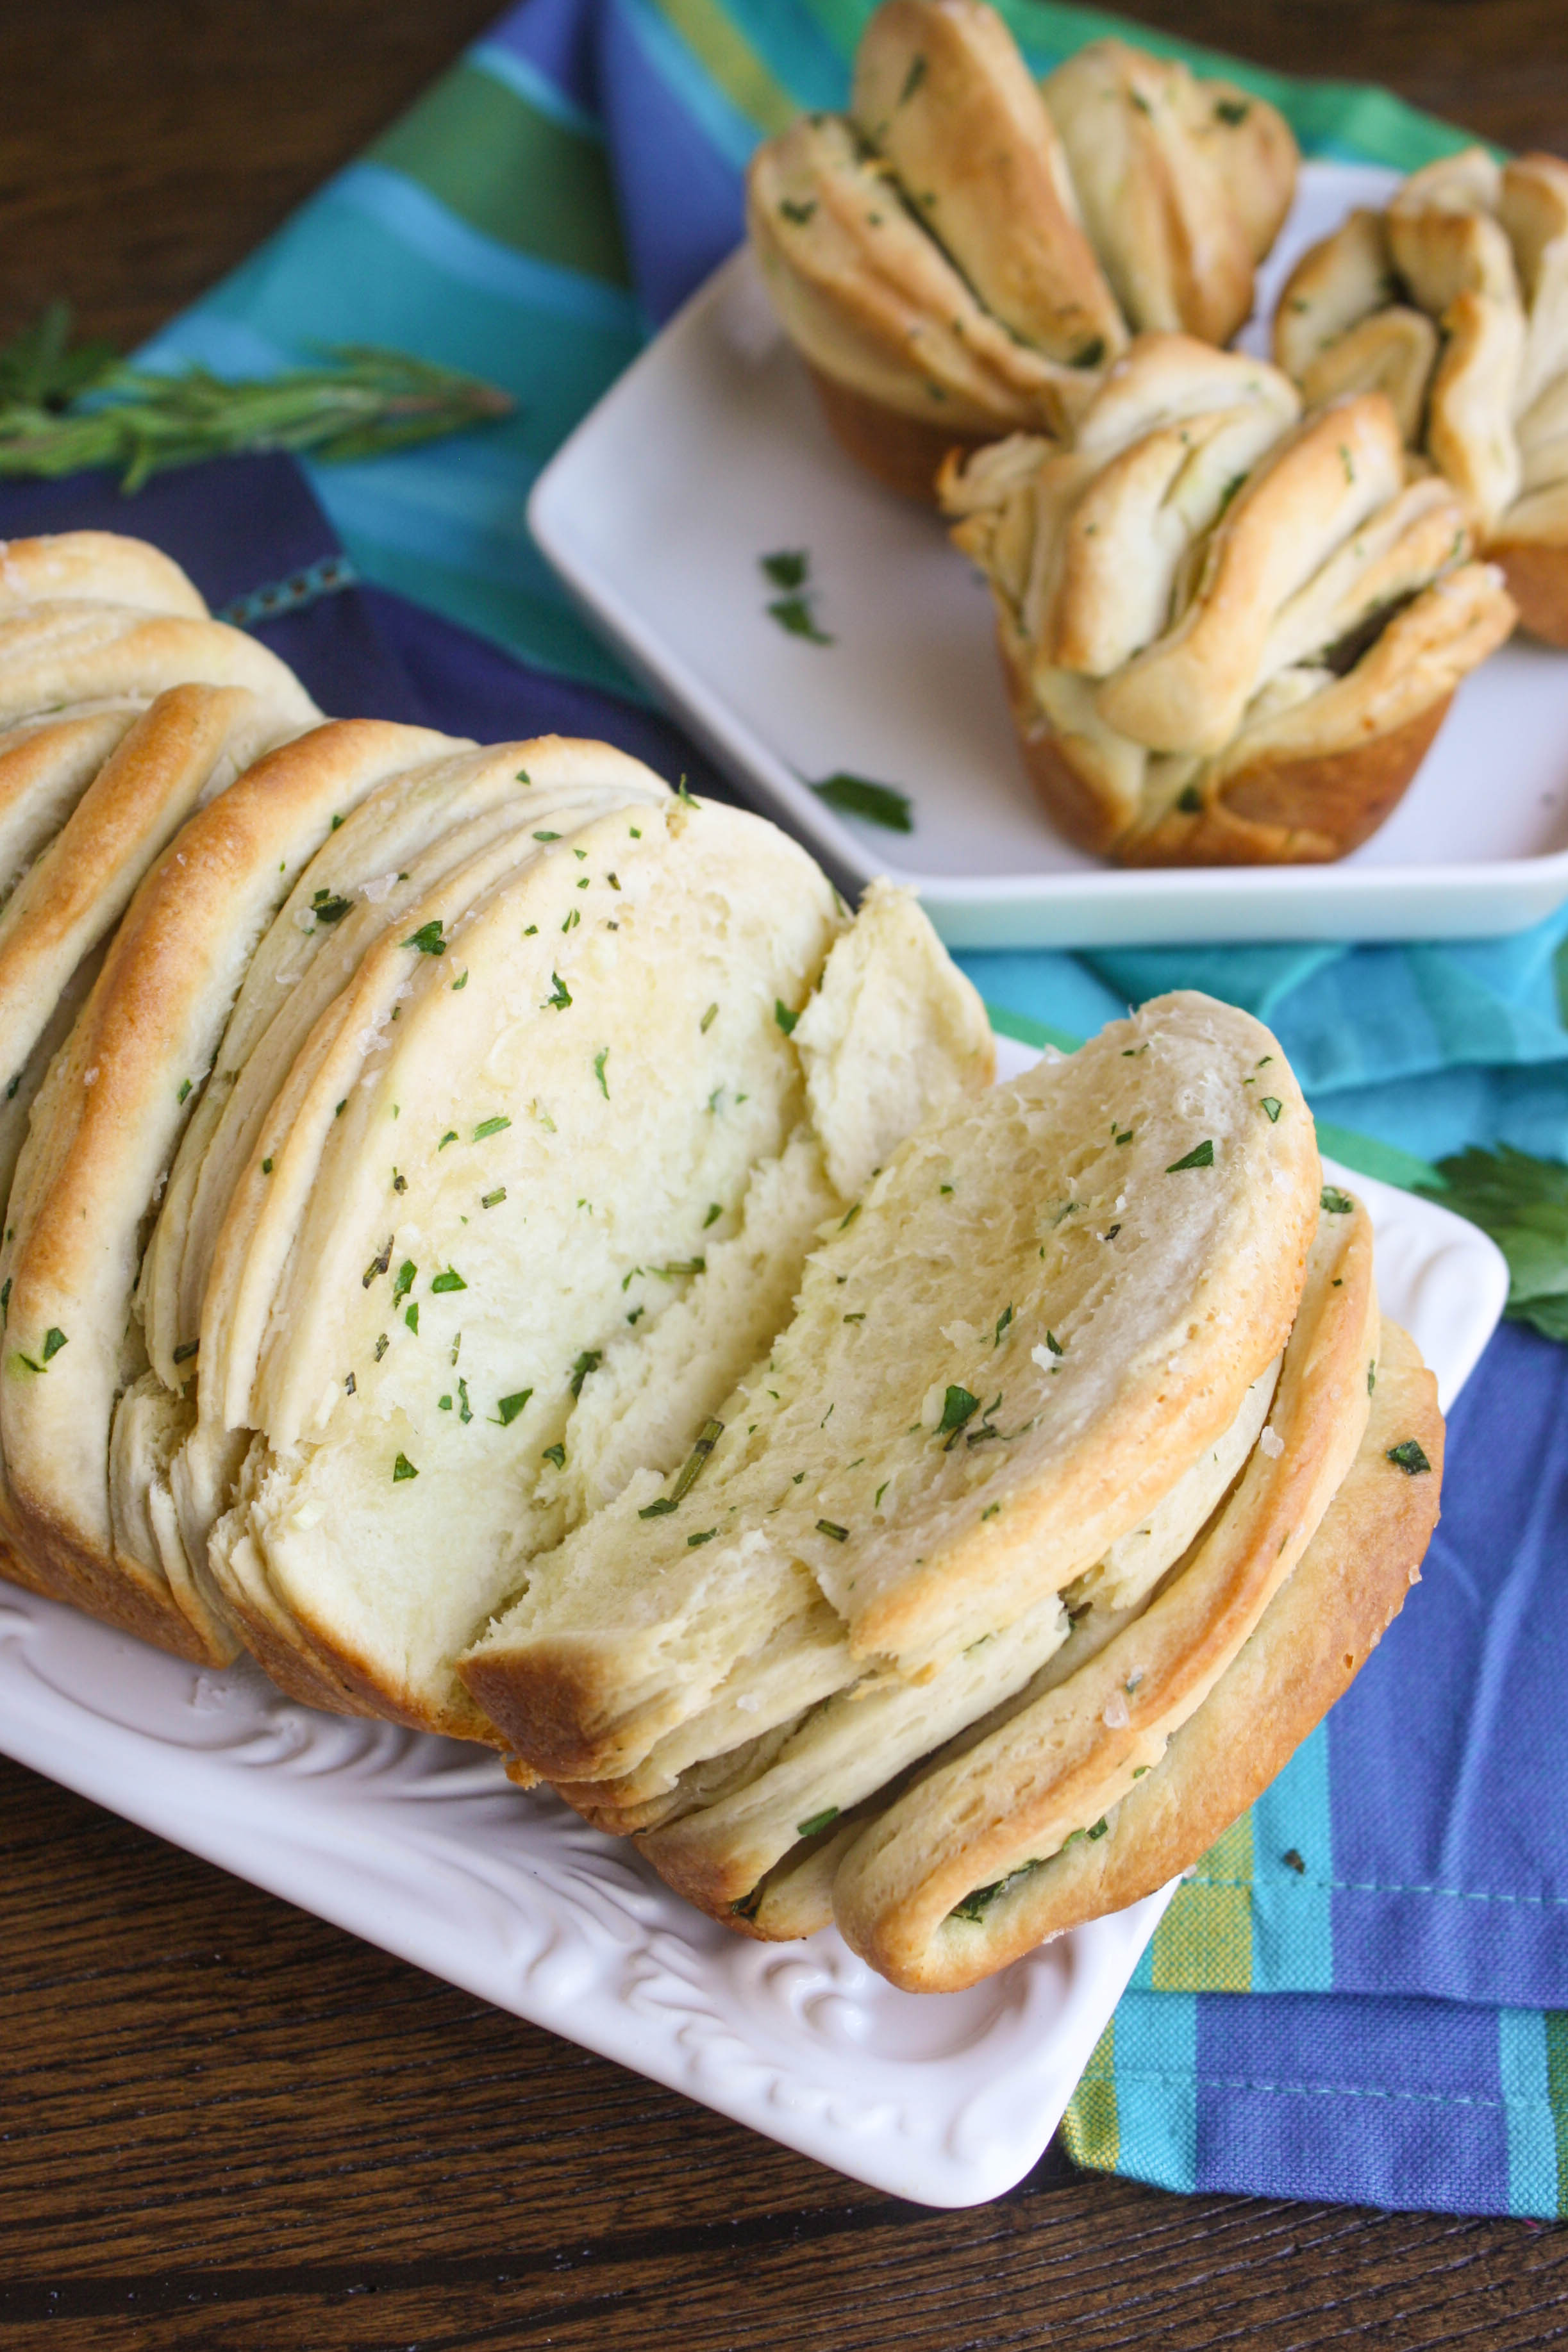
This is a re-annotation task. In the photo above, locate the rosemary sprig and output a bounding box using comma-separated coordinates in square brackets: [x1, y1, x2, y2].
[0, 306, 513, 492]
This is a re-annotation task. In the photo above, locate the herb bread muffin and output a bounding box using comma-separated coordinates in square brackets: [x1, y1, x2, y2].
[939, 335, 1516, 862]
[1274, 148, 1568, 645]
[747, 0, 1297, 499]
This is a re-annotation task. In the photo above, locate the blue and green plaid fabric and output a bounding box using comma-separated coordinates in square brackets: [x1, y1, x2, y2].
[131, 0, 1568, 2214]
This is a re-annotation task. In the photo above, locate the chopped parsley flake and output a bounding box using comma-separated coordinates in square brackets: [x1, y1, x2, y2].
[774, 999, 797, 1036]
[405, 1303, 419, 1334]
[639, 1497, 678, 1519]
[392, 1453, 418, 1482]
[481, 1187, 506, 1210]
[939, 1385, 980, 1443]
[541, 1442, 565, 1469]
[761, 550, 808, 590]
[671, 1417, 724, 1504]
[1321, 1185, 1355, 1214]
[700, 1002, 719, 1032]
[1166, 1140, 1215, 1172]
[767, 594, 832, 644]
[452, 969, 469, 990]
[687, 1529, 717, 1547]
[392, 1260, 416, 1306]
[515, 769, 530, 784]
[262, 1157, 273, 1174]
[562, 908, 580, 933]
[438, 1130, 458, 1149]
[473, 1115, 510, 1140]
[430, 1267, 468, 1294]
[703, 1202, 722, 1228]
[898, 51, 926, 102]
[533, 830, 560, 842]
[811, 772, 913, 833]
[569, 1349, 603, 1397]
[778, 197, 817, 226]
[651, 1258, 705, 1279]
[312, 893, 352, 924]
[494, 1389, 532, 1426]
[362, 1240, 392, 1289]
[374, 1333, 388, 1361]
[594, 1046, 610, 1099]
[1087, 1817, 1109, 1840]
[1046, 1331, 1064, 1356]
[403, 919, 446, 956]
[1387, 1439, 1432, 1474]
[994, 1303, 1013, 1346]
[177, 1078, 192, 1104]
[545, 971, 572, 1011]
[1262, 1097, 1282, 1122]
[797, 1807, 840, 1840]
[817, 1519, 849, 1542]
[838, 1203, 860, 1230]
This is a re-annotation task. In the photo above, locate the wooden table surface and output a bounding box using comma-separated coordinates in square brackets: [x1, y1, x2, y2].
[3, 5, 1568, 2346]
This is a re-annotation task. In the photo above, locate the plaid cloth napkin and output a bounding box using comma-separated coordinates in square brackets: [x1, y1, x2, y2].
[78, 0, 1568, 2215]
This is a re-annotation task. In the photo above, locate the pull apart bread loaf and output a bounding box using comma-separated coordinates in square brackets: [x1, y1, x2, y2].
[0, 528, 1444, 1992]
[462, 997, 1442, 1992]
[939, 336, 1516, 862]
[747, 0, 1297, 498]
[1274, 150, 1568, 644]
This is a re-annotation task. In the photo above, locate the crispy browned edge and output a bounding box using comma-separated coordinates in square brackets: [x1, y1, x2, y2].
[806, 363, 987, 505]
[843, 1315, 1440, 1990]
[1487, 538, 1568, 649]
[1002, 621, 1456, 865]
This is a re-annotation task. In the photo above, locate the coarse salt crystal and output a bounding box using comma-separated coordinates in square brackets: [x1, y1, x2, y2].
[1101, 1691, 1130, 1729]
[735, 1692, 760, 1715]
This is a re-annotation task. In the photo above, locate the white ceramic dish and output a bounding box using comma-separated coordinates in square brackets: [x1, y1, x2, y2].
[530, 161, 1568, 950]
[0, 1040, 1507, 2206]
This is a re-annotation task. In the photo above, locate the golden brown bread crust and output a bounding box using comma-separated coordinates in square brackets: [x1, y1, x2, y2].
[827, 1194, 1380, 1987]
[1273, 149, 1568, 646]
[841, 1317, 1440, 1989]
[747, 3, 1296, 501]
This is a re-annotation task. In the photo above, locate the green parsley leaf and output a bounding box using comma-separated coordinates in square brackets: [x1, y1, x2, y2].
[545, 971, 572, 1011]
[451, 969, 469, 990]
[811, 772, 914, 834]
[594, 1046, 610, 1099]
[480, 1187, 506, 1209]
[569, 1348, 602, 1397]
[1086, 1817, 1110, 1840]
[494, 1389, 532, 1426]
[760, 549, 809, 590]
[797, 1806, 840, 1842]
[515, 769, 531, 785]
[898, 51, 927, 103]
[402, 919, 446, 956]
[638, 1497, 678, 1519]
[1417, 1144, 1568, 1342]
[687, 1528, 717, 1547]
[177, 1078, 192, 1104]
[405, 1303, 419, 1334]
[472, 1116, 510, 1141]
[774, 998, 797, 1036]
[262, 1157, 273, 1174]
[392, 1453, 418, 1481]
[1262, 1097, 1283, 1122]
[700, 1001, 719, 1033]
[767, 594, 833, 645]
[391, 1259, 415, 1306]
[533, 830, 560, 841]
[1166, 1140, 1215, 1172]
[430, 1267, 467, 1294]
[938, 1385, 980, 1442]
[1387, 1439, 1432, 1475]
[703, 1201, 722, 1229]
[994, 1303, 1013, 1346]
[816, 1519, 849, 1542]
[541, 1442, 565, 1469]
[1320, 1185, 1355, 1215]
[311, 893, 353, 924]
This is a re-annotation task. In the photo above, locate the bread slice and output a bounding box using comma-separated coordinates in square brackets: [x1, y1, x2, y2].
[0, 603, 321, 733]
[0, 720, 458, 1659]
[831, 1302, 1437, 1989]
[203, 794, 900, 1736]
[461, 991, 1319, 1787]
[0, 531, 210, 619]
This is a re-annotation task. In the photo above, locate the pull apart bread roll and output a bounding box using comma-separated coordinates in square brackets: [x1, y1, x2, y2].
[1274, 149, 1568, 644]
[940, 337, 1515, 862]
[186, 812, 990, 1735]
[747, 0, 1296, 499]
[463, 996, 1441, 1994]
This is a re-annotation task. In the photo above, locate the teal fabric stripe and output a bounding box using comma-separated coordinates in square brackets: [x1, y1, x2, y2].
[619, 0, 765, 169]
[1499, 2009, 1560, 2218]
[1110, 1990, 1200, 2194]
[1253, 1725, 1335, 1993]
[717, 0, 856, 106]
[331, 163, 638, 332]
[470, 37, 605, 139]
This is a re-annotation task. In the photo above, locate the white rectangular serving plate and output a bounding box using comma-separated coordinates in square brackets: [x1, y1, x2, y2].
[0, 1043, 1507, 2208]
[530, 161, 1568, 950]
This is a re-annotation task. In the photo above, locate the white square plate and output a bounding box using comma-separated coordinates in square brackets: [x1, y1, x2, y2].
[530, 163, 1568, 950]
[0, 1035, 1508, 2206]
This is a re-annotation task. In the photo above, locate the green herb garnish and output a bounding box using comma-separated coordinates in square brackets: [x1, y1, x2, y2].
[1321, 1185, 1355, 1215]
[816, 1519, 849, 1542]
[473, 1115, 510, 1140]
[480, 1187, 506, 1209]
[569, 1349, 602, 1397]
[430, 1267, 467, 1294]
[1387, 1439, 1432, 1475]
[545, 971, 572, 1011]
[774, 999, 797, 1036]
[797, 1806, 841, 1839]
[760, 549, 808, 590]
[767, 594, 832, 645]
[638, 1497, 678, 1519]
[810, 772, 913, 834]
[391, 1260, 415, 1307]
[392, 1453, 418, 1482]
[403, 919, 446, 956]
[594, 1047, 610, 1099]
[1262, 1097, 1282, 1122]
[494, 1389, 531, 1426]
[1418, 1144, 1568, 1342]
[687, 1529, 717, 1547]
[938, 1385, 980, 1445]
[1166, 1140, 1215, 1172]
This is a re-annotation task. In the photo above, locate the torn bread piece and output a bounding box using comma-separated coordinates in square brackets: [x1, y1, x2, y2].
[460, 990, 1318, 1786]
[746, 1, 1296, 499]
[207, 844, 990, 1740]
[942, 343, 1515, 862]
[0, 530, 210, 621]
[832, 1291, 1437, 1990]
[1274, 147, 1568, 644]
[0, 720, 460, 1660]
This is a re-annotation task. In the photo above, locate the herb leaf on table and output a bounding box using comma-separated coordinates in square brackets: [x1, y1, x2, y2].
[1421, 1144, 1568, 1342]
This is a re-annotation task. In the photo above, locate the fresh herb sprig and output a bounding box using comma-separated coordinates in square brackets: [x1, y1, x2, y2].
[0, 306, 513, 492]
[1420, 1144, 1568, 1343]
